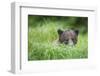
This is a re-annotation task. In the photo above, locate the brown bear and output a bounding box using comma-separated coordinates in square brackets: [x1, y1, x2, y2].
[57, 29, 79, 46]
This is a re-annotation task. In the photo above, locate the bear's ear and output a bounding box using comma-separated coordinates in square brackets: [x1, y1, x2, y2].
[74, 30, 79, 36]
[57, 29, 63, 35]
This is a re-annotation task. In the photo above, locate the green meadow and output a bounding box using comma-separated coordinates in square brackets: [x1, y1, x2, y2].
[28, 15, 88, 60]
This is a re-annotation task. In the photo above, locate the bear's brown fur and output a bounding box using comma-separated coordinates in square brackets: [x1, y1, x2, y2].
[57, 29, 79, 45]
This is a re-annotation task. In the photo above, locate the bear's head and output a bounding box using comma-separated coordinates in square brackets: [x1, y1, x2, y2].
[57, 29, 79, 46]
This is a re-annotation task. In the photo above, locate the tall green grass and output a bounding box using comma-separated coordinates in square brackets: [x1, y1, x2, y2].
[28, 21, 88, 60]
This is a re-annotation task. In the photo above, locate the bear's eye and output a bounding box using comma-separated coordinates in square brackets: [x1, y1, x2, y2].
[65, 39, 68, 42]
[72, 38, 75, 41]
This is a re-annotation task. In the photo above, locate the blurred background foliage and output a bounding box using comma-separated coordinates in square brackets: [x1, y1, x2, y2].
[28, 15, 88, 34]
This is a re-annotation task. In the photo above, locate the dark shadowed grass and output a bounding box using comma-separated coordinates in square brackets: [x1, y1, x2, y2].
[28, 21, 88, 60]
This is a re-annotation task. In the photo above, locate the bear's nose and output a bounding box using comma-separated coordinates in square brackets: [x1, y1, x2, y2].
[68, 39, 74, 46]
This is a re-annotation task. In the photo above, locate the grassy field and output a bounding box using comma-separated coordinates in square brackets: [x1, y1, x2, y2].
[28, 16, 88, 61]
